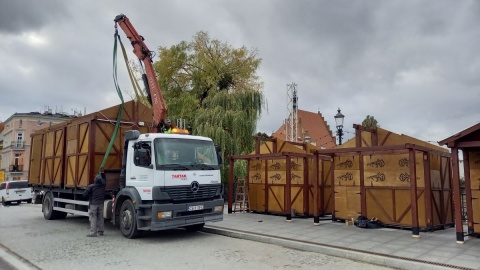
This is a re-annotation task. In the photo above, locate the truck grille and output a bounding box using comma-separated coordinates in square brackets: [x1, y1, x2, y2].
[163, 185, 218, 201]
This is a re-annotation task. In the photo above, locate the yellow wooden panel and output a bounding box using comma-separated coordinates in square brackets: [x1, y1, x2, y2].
[334, 186, 347, 219]
[290, 158, 304, 171]
[53, 157, 62, 186]
[431, 190, 442, 226]
[469, 151, 480, 170]
[360, 130, 372, 147]
[395, 189, 412, 226]
[291, 187, 304, 215]
[346, 187, 361, 219]
[78, 155, 89, 188]
[417, 192, 426, 227]
[267, 171, 286, 184]
[248, 184, 265, 212]
[442, 157, 451, 188]
[248, 170, 264, 184]
[366, 189, 394, 223]
[323, 160, 332, 186]
[470, 169, 480, 189]
[79, 123, 89, 153]
[334, 170, 360, 187]
[268, 186, 285, 213]
[363, 153, 422, 171]
[44, 131, 54, 157]
[29, 134, 44, 185]
[66, 156, 76, 187]
[250, 160, 265, 171]
[334, 156, 360, 170]
[472, 190, 480, 234]
[365, 169, 424, 188]
[266, 159, 285, 171]
[429, 154, 441, 171]
[324, 186, 333, 214]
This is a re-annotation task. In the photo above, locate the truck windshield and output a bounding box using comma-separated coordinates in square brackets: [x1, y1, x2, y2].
[154, 138, 219, 170]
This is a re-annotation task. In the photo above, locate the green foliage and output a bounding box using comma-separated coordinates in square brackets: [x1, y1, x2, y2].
[362, 115, 380, 128]
[153, 31, 264, 186]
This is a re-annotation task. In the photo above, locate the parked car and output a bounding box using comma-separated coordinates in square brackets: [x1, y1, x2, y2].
[0, 180, 32, 206]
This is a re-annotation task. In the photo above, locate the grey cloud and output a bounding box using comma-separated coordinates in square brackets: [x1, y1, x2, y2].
[0, 0, 69, 34]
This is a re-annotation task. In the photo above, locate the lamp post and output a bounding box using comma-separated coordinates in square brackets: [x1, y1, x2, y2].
[334, 108, 345, 145]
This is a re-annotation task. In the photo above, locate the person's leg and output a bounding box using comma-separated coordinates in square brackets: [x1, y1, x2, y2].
[87, 205, 98, 237]
[97, 204, 105, 235]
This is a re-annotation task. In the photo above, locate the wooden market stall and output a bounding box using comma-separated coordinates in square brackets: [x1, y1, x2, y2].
[439, 122, 480, 243]
[227, 137, 333, 223]
[315, 125, 453, 236]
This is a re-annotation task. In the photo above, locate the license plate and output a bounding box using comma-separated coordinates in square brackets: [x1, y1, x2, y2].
[16, 190, 25, 193]
[188, 205, 204, 211]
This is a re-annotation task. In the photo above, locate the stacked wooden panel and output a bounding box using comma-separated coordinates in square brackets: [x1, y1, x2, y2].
[28, 100, 152, 189]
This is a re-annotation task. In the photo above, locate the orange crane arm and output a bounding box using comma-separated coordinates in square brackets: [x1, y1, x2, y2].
[114, 14, 167, 132]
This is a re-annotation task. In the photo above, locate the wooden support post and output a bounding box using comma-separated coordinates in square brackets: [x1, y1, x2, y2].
[423, 152, 433, 231]
[409, 149, 420, 238]
[331, 156, 336, 220]
[320, 158, 325, 217]
[464, 150, 474, 235]
[228, 157, 234, 214]
[451, 147, 464, 243]
[255, 137, 260, 154]
[264, 159, 268, 213]
[313, 153, 320, 225]
[359, 153, 366, 216]
[286, 155, 292, 221]
[303, 157, 309, 216]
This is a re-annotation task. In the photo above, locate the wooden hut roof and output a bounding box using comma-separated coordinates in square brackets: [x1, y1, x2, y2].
[438, 122, 480, 148]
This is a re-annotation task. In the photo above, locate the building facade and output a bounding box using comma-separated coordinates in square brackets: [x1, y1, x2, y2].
[0, 112, 75, 182]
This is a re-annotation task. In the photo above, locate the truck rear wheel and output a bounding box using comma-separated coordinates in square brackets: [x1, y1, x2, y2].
[42, 192, 67, 220]
[185, 223, 205, 232]
[120, 199, 140, 239]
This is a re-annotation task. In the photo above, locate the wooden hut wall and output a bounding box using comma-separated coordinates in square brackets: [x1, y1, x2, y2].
[330, 126, 452, 229]
[308, 158, 333, 216]
[469, 151, 480, 233]
[333, 155, 361, 220]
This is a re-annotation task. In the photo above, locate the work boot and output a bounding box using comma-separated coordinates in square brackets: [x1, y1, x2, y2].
[87, 233, 97, 237]
[98, 232, 104, 236]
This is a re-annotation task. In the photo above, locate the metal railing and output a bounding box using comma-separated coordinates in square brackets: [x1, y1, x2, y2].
[9, 164, 24, 172]
[10, 141, 26, 149]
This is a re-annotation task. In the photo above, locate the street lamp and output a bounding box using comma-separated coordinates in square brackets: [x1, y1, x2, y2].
[334, 108, 345, 145]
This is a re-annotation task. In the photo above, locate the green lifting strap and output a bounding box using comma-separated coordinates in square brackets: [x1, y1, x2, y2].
[98, 29, 125, 175]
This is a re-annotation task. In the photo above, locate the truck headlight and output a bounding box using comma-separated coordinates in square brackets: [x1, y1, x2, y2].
[157, 211, 172, 219]
[214, 205, 224, 213]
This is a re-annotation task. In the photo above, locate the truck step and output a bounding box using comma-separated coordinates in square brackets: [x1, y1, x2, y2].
[137, 204, 152, 209]
[137, 226, 151, 230]
[138, 215, 152, 221]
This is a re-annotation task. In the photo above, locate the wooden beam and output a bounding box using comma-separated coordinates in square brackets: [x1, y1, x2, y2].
[451, 147, 464, 243]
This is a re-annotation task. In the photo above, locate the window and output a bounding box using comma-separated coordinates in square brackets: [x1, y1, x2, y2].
[8, 181, 28, 189]
[133, 141, 152, 168]
[154, 138, 219, 167]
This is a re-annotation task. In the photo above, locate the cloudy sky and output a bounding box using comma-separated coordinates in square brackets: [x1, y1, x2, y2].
[1, 0, 479, 144]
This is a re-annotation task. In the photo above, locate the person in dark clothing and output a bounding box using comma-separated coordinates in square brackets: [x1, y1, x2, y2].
[83, 174, 106, 237]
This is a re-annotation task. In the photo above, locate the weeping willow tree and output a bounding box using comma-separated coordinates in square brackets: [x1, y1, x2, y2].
[153, 31, 264, 189]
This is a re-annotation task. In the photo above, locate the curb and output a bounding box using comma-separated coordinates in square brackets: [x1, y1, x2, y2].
[0, 243, 40, 270]
[204, 226, 470, 270]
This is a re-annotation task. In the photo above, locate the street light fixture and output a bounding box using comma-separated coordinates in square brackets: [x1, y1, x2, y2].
[334, 108, 345, 145]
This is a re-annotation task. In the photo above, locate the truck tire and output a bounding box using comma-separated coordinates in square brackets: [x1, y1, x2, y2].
[120, 200, 140, 239]
[185, 223, 205, 232]
[42, 192, 67, 220]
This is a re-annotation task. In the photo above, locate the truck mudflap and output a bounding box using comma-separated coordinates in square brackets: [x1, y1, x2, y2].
[146, 198, 224, 231]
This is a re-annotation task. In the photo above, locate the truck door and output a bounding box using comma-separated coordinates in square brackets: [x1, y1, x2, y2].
[128, 140, 155, 200]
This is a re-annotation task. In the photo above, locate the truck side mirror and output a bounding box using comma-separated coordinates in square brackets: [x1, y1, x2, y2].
[215, 146, 222, 165]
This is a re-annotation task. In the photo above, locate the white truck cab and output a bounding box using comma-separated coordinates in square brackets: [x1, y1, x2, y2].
[112, 131, 224, 238]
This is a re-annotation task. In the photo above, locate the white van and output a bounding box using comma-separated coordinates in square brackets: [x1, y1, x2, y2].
[0, 180, 32, 206]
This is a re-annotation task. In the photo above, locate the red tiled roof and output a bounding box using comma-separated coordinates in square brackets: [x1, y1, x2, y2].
[271, 110, 336, 149]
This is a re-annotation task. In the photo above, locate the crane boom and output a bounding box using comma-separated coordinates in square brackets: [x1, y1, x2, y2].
[114, 14, 167, 132]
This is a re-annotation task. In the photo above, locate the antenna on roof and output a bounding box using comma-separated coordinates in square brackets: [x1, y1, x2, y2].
[285, 83, 298, 142]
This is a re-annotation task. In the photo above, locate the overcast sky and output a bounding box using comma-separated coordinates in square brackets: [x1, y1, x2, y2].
[1, 0, 479, 144]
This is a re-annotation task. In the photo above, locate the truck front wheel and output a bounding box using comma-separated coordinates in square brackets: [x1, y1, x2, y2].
[120, 200, 140, 239]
